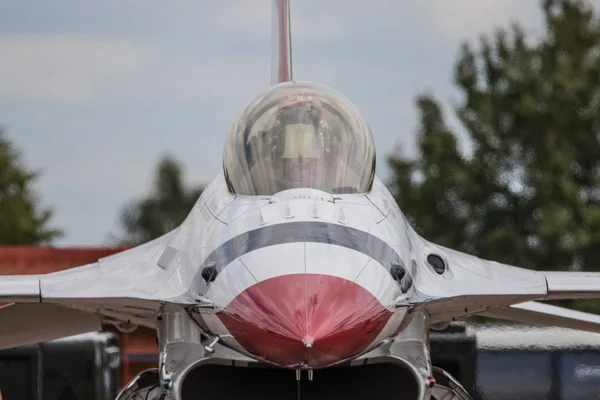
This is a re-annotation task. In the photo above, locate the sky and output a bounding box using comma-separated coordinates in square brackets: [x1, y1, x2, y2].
[0, 1, 559, 246]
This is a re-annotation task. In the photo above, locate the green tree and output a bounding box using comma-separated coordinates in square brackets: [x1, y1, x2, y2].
[119, 155, 203, 246]
[388, 0, 600, 278]
[0, 128, 62, 244]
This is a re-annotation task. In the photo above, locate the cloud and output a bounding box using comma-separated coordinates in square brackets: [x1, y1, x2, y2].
[425, 0, 544, 41]
[0, 36, 156, 102]
[202, 0, 410, 40]
[0, 35, 268, 103]
[206, 1, 270, 34]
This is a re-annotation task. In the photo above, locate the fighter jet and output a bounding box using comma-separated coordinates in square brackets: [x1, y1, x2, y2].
[2, 1, 600, 399]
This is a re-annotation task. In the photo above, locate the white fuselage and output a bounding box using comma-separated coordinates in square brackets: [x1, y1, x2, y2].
[176, 173, 417, 369]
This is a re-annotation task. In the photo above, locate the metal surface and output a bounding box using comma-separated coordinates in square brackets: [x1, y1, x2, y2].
[431, 367, 471, 400]
[217, 273, 395, 368]
[0, 275, 40, 302]
[480, 301, 600, 333]
[115, 369, 161, 400]
[0, 3, 599, 399]
[0, 303, 102, 350]
[544, 271, 600, 299]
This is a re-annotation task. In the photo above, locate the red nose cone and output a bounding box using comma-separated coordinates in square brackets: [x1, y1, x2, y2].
[217, 274, 393, 368]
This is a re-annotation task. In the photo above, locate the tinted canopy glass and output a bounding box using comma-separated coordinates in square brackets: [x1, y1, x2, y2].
[223, 82, 376, 196]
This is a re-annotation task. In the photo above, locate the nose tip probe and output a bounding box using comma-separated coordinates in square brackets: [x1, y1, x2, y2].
[302, 336, 313, 349]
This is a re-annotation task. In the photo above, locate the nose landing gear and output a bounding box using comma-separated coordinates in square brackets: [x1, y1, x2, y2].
[116, 369, 164, 400]
[430, 367, 472, 400]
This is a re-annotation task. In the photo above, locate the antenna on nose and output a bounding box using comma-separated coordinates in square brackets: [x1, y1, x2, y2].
[271, 0, 293, 85]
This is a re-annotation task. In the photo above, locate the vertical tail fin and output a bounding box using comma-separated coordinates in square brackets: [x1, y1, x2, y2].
[271, 0, 293, 85]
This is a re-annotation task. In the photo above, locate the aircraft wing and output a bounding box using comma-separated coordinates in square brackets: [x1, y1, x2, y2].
[0, 303, 102, 350]
[543, 271, 600, 300]
[0, 228, 192, 349]
[479, 301, 600, 334]
[413, 240, 600, 328]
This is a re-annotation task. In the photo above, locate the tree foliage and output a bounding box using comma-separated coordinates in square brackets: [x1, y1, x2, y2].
[119, 155, 203, 246]
[388, 0, 600, 276]
[0, 128, 62, 244]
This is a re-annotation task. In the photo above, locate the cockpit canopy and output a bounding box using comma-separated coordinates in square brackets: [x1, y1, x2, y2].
[223, 82, 376, 196]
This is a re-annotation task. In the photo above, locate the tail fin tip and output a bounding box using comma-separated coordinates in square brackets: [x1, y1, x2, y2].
[271, 0, 293, 85]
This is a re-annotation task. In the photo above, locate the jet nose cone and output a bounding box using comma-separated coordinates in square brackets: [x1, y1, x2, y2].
[217, 274, 394, 368]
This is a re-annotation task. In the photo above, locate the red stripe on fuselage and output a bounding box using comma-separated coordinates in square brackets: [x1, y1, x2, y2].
[217, 274, 393, 368]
